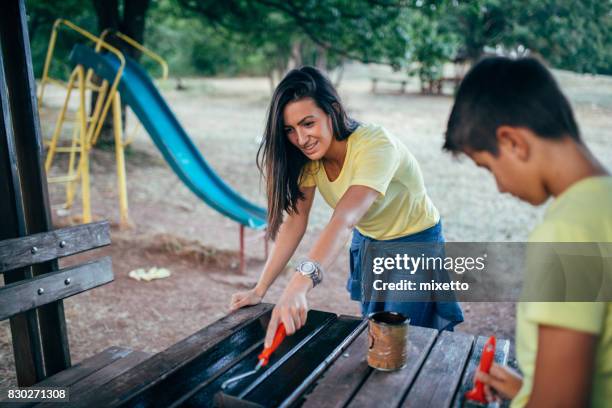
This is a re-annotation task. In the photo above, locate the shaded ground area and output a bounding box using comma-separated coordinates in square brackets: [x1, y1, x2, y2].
[2, 64, 611, 390]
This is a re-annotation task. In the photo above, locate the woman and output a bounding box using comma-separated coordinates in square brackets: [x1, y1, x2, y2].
[230, 67, 463, 348]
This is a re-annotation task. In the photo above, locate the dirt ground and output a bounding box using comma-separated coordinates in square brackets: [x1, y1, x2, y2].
[2, 63, 611, 390]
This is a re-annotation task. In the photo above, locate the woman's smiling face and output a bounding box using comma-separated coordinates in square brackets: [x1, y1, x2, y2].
[283, 97, 334, 160]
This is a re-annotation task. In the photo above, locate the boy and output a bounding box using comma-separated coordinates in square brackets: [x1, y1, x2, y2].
[444, 57, 611, 407]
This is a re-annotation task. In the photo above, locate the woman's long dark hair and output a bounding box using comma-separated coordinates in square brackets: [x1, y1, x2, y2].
[257, 66, 358, 240]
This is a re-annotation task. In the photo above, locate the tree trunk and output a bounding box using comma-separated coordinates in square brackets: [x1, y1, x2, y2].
[91, 0, 150, 148]
[315, 44, 327, 71]
[333, 60, 345, 89]
[267, 70, 276, 95]
[287, 40, 302, 70]
[120, 0, 150, 60]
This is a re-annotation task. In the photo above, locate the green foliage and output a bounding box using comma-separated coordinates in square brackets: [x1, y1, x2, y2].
[144, 0, 264, 76]
[174, 0, 413, 74]
[446, 0, 506, 61]
[503, 0, 612, 75]
[446, 0, 612, 75]
[404, 4, 459, 89]
[25, 0, 97, 80]
[24, 0, 612, 84]
[146, 0, 393, 79]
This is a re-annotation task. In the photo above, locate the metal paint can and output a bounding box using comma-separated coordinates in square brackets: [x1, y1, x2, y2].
[367, 311, 409, 371]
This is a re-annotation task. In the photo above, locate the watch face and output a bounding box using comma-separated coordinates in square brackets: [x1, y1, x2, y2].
[300, 261, 316, 274]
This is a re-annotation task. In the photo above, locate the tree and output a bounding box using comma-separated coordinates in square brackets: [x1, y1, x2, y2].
[92, 0, 150, 60]
[447, 0, 506, 63]
[402, 2, 460, 93]
[173, 0, 414, 82]
[91, 0, 151, 145]
[504, 0, 612, 75]
[25, 0, 96, 79]
[447, 0, 612, 75]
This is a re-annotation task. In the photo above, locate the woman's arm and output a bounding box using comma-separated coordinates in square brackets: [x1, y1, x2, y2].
[307, 185, 379, 271]
[229, 186, 315, 311]
[264, 185, 379, 347]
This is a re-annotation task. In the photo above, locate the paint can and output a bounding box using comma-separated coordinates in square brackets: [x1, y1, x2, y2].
[367, 311, 409, 371]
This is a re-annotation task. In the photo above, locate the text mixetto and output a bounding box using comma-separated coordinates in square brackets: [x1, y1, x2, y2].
[372, 279, 470, 291]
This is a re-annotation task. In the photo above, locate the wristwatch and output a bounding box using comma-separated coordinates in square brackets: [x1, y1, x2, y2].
[296, 259, 323, 288]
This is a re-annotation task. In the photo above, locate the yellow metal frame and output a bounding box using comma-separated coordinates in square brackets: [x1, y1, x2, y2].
[39, 20, 169, 228]
[39, 19, 129, 226]
[46, 65, 89, 220]
[38, 19, 168, 227]
[99, 30, 168, 80]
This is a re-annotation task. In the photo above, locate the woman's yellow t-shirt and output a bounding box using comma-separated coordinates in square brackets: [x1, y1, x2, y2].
[299, 123, 439, 240]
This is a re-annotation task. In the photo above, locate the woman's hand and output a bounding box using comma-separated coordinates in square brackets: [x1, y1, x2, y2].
[229, 287, 264, 312]
[474, 363, 523, 402]
[264, 274, 311, 348]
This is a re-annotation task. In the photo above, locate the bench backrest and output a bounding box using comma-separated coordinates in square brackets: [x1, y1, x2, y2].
[0, 220, 113, 321]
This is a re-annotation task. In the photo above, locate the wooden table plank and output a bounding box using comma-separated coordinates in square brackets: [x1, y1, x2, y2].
[207, 316, 365, 408]
[68, 303, 274, 408]
[40, 346, 134, 387]
[178, 312, 339, 408]
[401, 331, 474, 408]
[276, 316, 367, 408]
[451, 336, 511, 408]
[132, 310, 337, 408]
[35, 350, 150, 408]
[182, 311, 360, 407]
[301, 329, 371, 408]
[349, 326, 438, 408]
[1, 347, 138, 408]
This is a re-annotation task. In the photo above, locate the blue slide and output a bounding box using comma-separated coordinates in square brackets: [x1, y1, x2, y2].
[70, 44, 266, 229]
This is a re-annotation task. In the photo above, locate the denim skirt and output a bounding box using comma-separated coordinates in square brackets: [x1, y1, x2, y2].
[348, 221, 464, 331]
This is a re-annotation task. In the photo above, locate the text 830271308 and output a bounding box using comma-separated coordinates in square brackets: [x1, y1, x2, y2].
[4, 388, 69, 402]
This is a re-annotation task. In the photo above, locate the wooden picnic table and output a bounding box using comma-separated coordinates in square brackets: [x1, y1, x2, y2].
[27, 303, 509, 407]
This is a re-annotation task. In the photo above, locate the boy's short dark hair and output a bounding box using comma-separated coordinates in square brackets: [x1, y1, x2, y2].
[444, 56, 581, 154]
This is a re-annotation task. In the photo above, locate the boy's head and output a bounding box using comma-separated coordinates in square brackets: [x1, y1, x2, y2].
[444, 56, 581, 204]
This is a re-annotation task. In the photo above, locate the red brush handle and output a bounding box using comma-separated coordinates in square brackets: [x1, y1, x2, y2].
[258, 323, 286, 366]
[465, 336, 496, 403]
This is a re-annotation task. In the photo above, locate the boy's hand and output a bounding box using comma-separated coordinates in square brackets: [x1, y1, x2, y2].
[474, 363, 523, 402]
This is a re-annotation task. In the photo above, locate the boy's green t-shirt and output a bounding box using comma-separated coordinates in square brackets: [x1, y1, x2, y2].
[513, 176, 612, 408]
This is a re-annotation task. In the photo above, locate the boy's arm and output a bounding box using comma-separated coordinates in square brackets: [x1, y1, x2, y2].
[527, 324, 598, 408]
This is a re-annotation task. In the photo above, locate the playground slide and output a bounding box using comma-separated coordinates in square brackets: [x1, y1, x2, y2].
[69, 44, 267, 229]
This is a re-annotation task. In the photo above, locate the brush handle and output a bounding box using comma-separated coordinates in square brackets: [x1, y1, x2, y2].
[478, 336, 496, 375]
[465, 336, 496, 403]
[258, 323, 286, 366]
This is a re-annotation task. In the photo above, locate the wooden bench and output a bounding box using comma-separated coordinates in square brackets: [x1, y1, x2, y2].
[423, 76, 462, 95]
[0, 221, 150, 405]
[371, 77, 409, 94]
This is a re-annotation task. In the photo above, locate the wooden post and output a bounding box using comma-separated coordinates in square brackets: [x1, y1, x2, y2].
[0, 0, 70, 385]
